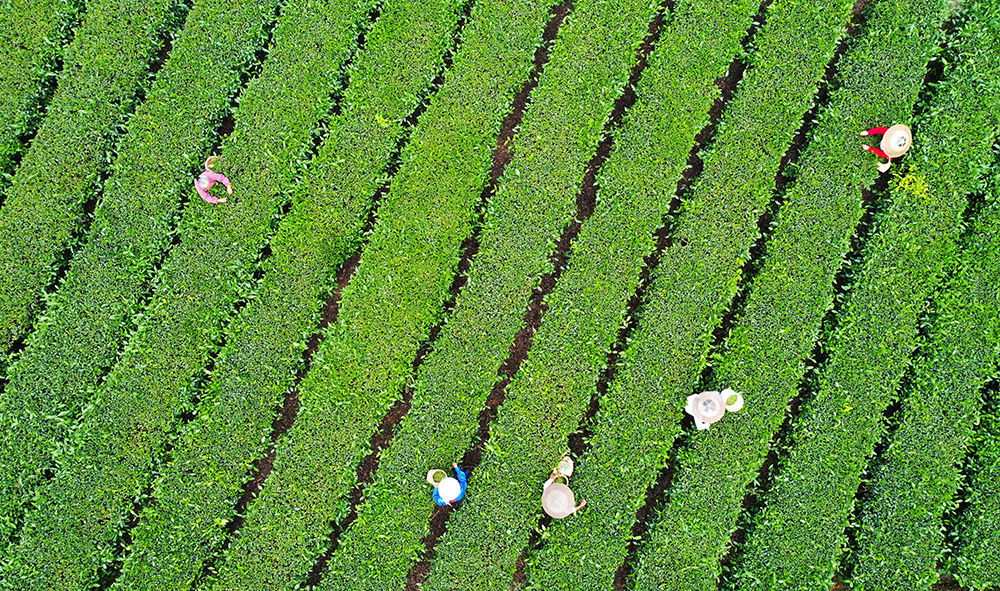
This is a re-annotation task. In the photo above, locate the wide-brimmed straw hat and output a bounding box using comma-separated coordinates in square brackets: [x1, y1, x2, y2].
[437, 477, 461, 503]
[880, 124, 912, 158]
[542, 482, 578, 518]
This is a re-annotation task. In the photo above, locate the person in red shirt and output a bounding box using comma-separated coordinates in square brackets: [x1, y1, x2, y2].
[860, 124, 912, 172]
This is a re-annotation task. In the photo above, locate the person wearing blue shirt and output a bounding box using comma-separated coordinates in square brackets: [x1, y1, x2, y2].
[430, 463, 467, 506]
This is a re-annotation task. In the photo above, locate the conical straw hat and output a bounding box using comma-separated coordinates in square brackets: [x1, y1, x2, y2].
[437, 477, 461, 503]
[542, 482, 577, 518]
[880, 124, 912, 158]
[688, 391, 726, 424]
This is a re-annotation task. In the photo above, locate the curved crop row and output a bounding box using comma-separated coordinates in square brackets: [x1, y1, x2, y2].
[0, 0, 81, 185]
[629, 0, 960, 588]
[317, 0, 663, 586]
[203, 0, 562, 588]
[849, 9, 1000, 587]
[110, 0, 470, 587]
[950, 379, 1000, 589]
[727, 4, 1000, 589]
[0, 0, 280, 543]
[422, 0, 766, 588]
[526, 0, 857, 586]
[0, 0, 372, 587]
[0, 0, 185, 350]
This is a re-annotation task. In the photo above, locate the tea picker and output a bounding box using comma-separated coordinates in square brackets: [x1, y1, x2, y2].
[194, 155, 233, 203]
[685, 388, 744, 430]
[860, 124, 912, 172]
[541, 456, 586, 519]
[427, 463, 467, 506]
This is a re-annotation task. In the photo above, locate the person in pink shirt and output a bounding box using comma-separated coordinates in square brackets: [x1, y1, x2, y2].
[194, 155, 232, 203]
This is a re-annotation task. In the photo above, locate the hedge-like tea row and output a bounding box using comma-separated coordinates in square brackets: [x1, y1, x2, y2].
[422, 0, 764, 588]
[849, 9, 1000, 588]
[729, 7, 1000, 591]
[630, 0, 956, 588]
[111, 0, 468, 587]
[852, 202, 1000, 589]
[317, 0, 662, 586]
[204, 0, 560, 588]
[524, 0, 855, 586]
[950, 380, 1000, 589]
[0, 0, 370, 587]
[0, 0, 279, 543]
[0, 0, 183, 350]
[0, 0, 80, 178]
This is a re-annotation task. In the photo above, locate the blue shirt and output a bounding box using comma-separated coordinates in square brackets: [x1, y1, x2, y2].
[432, 466, 467, 506]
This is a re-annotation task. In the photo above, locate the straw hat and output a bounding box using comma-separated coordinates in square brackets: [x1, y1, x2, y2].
[542, 482, 578, 519]
[880, 124, 912, 158]
[686, 391, 726, 425]
[437, 477, 461, 503]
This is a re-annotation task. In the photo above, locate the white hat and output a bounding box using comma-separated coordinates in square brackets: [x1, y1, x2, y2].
[686, 391, 726, 429]
[541, 482, 578, 518]
[437, 477, 461, 503]
[880, 124, 912, 158]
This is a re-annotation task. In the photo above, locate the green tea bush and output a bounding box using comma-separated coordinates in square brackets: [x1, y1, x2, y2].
[204, 0, 561, 588]
[0, 0, 185, 349]
[0, 0, 80, 180]
[729, 2, 1000, 588]
[421, 0, 768, 588]
[319, 0, 661, 587]
[0, 0, 279, 544]
[0, 0, 370, 587]
[112, 0, 468, 587]
[631, 0, 963, 588]
[527, 0, 857, 586]
[850, 6, 1000, 586]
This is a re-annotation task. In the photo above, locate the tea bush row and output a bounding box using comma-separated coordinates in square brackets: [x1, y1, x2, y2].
[0, 0, 184, 349]
[630, 0, 958, 587]
[848, 7, 1000, 586]
[0, 0, 80, 181]
[203, 0, 561, 587]
[0, 0, 279, 543]
[421, 0, 765, 588]
[112, 0, 469, 587]
[729, 3, 1000, 588]
[526, 0, 857, 586]
[317, 0, 661, 586]
[0, 0, 370, 587]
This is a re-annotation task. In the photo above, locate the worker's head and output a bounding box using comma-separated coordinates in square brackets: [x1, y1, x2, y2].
[437, 477, 461, 503]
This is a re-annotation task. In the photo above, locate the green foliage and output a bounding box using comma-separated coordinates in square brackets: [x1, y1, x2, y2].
[524, 0, 856, 587]
[0, 0, 80, 179]
[851, 197, 1000, 589]
[728, 3, 1000, 589]
[110, 0, 469, 587]
[950, 382, 1000, 589]
[849, 7, 1000, 587]
[629, 0, 966, 588]
[420, 0, 766, 588]
[0, 0, 370, 587]
[203, 0, 561, 588]
[0, 0, 279, 544]
[0, 0, 185, 350]
[316, 0, 661, 587]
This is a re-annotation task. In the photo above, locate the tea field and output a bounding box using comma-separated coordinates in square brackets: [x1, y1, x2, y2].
[0, 0, 998, 589]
